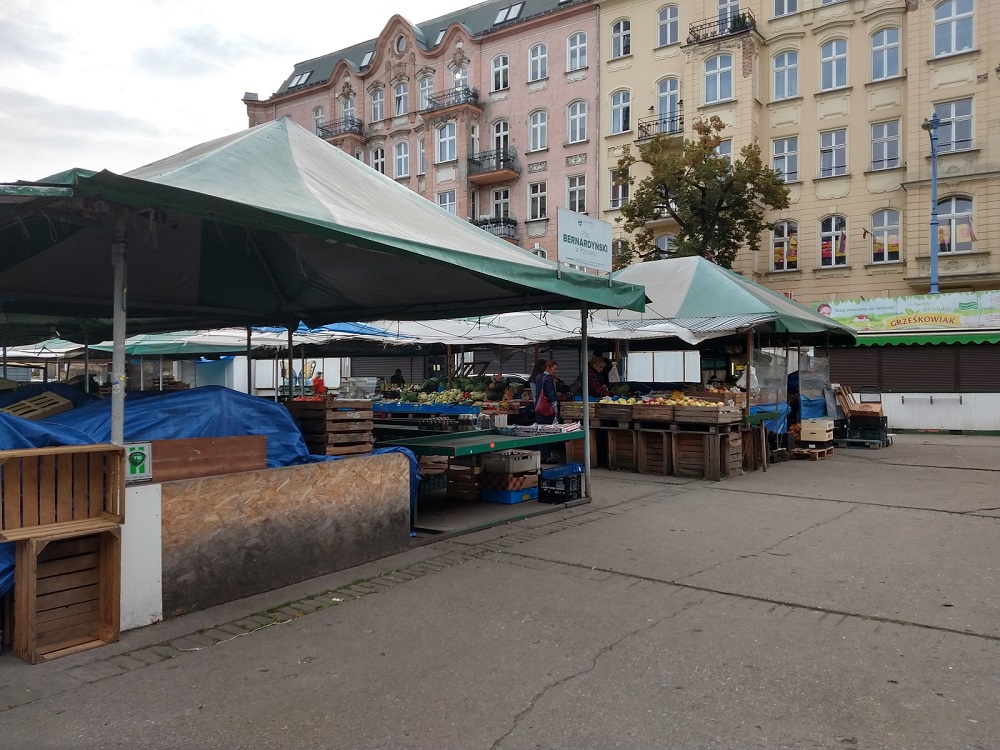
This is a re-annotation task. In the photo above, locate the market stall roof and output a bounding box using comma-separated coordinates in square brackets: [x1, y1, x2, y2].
[855, 331, 1000, 346]
[601, 257, 856, 342]
[0, 117, 646, 342]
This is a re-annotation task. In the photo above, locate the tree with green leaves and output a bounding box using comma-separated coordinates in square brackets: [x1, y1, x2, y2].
[614, 116, 790, 269]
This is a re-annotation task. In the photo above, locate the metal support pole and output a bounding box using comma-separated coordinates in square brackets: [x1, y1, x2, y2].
[111, 215, 127, 444]
[286, 327, 294, 401]
[580, 306, 591, 498]
[246, 326, 253, 395]
[922, 113, 940, 295]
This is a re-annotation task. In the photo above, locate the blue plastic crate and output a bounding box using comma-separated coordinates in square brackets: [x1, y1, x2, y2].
[540, 462, 584, 480]
[480, 486, 538, 505]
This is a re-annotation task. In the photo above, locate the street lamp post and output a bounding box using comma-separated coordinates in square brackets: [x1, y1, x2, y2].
[921, 113, 940, 295]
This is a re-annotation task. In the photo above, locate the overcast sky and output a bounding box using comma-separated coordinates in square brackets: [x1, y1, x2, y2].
[0, 0, 474, 182]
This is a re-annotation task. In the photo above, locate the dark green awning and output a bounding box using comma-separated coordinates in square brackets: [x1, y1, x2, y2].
[857, 332, 1000, 346]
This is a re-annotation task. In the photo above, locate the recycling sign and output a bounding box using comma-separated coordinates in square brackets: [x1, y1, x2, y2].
[125, 442, 153, 483]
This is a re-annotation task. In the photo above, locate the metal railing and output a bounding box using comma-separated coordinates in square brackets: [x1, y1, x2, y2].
[425, 87, 480, 111]
[637, 111, 684, 141]
[317, 116, 364, 138]
[470, 216, 518, 239]
[687, 9, 756, 44]
[468, 148, 520, 177]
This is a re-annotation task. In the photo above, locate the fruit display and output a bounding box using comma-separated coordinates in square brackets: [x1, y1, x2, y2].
[644, 391, 728, 408]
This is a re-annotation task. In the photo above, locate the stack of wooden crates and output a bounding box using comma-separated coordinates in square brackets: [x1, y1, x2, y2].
[285, 397, 374, 456]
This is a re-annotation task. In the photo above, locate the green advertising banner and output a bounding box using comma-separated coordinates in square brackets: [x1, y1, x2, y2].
[813, 290, 1000, 333]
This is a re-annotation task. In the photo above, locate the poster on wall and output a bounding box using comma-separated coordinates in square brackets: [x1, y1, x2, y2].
[813, 290, 1000, 332]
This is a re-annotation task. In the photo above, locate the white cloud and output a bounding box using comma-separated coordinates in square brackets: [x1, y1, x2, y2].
[0, 0, 473, 181]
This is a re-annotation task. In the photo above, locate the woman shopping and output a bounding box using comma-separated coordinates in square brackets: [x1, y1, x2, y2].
[534, 359, 561, 464]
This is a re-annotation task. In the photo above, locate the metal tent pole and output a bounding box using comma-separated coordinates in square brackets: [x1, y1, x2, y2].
[286, 327, 294, 400]
[111, 215, 127, 444]
[580, 306, 591, 498]
[246, 326, 253, 395]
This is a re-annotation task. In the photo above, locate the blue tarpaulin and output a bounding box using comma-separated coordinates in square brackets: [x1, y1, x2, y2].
[751, 402, 791, 434]
[0, 542, 13, 598]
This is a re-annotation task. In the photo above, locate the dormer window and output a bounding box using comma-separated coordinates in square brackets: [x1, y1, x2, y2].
[289, 70, 312, 87]
[435, 29, 446, 45]
[360, 50, 374, 67]
[494, 3, 524, 24]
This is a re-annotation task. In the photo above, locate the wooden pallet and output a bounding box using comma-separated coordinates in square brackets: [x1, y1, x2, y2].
[834, 437, 893, 450]
[288, 398, 374, 457]
[0, 391, 74, 422]
[790, 446, 835, 460]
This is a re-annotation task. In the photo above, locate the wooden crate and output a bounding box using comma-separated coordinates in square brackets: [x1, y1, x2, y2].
[150, 436, 267, 483]
[671, 431, 741, 480]
[447, 459, 482, 500]
[595, 403, 634, 422]
[559, 402, 597, 421]
[0, 391, 74, 422]
[564, 431, 600, 466]
[603, 428, 637, 471]
[636, 429, 672, 476]
[723, 432, 743, 478]
[673, 406, 743, 425]
[631, 404, 674, 424]
[14, 529, 121, 664]
[287, 398, 374, 457]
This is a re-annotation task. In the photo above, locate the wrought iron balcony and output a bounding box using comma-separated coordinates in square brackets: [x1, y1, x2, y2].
[317, 116, 364, 139]
[468, 148, 520, 185]
[687, 9, 756, 44]
[425, 87, 480, 111]
[470, 216, 518, 240]
[636, 111, 684, 141]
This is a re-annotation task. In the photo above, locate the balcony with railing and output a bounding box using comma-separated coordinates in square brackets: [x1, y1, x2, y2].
[424, 87, 481, 112]
[687, 9, 756, 44]
[317, 116, 364, 139]
[468, 148, 520, 186]
[470, 216, 518, 241]
[636, 109, 685, 142]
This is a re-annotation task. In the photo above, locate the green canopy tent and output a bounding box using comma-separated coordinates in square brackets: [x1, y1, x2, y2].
[0, 118, 645, 453]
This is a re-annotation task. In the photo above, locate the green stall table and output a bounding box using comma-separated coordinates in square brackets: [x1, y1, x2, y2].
[382, 429, 584, 457]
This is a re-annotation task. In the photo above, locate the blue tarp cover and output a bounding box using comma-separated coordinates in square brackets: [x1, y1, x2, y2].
[0, 542, 13, 598]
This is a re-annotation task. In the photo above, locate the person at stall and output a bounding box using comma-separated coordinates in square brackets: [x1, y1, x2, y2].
[389, 369, 405, 387]
[310, 370, 326, 395]
[535, 360, 560, 464]
[528, 358, 547, 402]
[588, 355, 611, 399]
[485, 373, 508, 401]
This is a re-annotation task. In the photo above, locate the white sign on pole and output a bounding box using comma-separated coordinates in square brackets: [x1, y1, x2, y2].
[557, 208, 613, 272]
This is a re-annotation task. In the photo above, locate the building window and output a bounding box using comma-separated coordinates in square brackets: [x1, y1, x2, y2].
[418, 137, 425, 174]
[529, 44, 548, 82]
[436, 122, 457, 163]
[437, 190, 457, 215]
[657, 78, 681, 133]
[567, 175, 586, 213]
[342, 97, 355, 120]
[934, 0, 974, 57]
[871, 209, 900, 263]
[494, 2, 524, 24]
[528, 110, 548, 151]
[820, 129, 847, 177]
[371, 147, 385, 174]
[715, 139, 733, 160]
[655, 234, 677, 259]
[871, 121, 900, 170]
[528, 181, 547, 220]
[454, 66, 469, 90]
[772, 221, 798, 271]
[418, 77, 434, 110]
[821, 40, 848, 91]
[773, 137, 798, 182]
[610, 169, 629, 209]
[704, 54, 733, 104]
[394, 141, 409, 178]
[820, 215, 848, 267]
[493, 119, 510, 151]
[871, 28, 900, 81]
[313, 107, 324, 135]
[610, 90, 631, 134]
[567, 32, 587, 70]
[289, 70, 312, 87]
[938, 196, 975, 253]
[774, 0, 797, 17]
[371, 90, 384, 121]
[934, 99, 973, 153]
[773, 51, 798, 100]
[658, 6, 679, 47]
[491, 55, 509, 92]
[492, 188, 510, 218]
[393, 81, 408, 116]
[567, 101, 587, 143]
[612, 20, 631, 59]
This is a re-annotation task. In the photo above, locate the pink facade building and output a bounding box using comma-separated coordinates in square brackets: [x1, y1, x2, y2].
[244, 0, 597, 262]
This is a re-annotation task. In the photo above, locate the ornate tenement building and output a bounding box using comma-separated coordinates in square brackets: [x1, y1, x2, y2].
[247, 0, 999, 304]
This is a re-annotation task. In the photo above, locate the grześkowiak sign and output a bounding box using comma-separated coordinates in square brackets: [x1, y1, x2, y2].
[813, 290, 1000, 333]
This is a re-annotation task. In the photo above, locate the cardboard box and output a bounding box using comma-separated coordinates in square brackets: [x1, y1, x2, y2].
[801, 419, 834, 431]
[480, 471, 539, 491]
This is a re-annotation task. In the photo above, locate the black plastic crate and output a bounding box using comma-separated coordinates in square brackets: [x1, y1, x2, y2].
[848, 427, 888, 441]
[539, 473, 582, 504]
[849, 414, 887, 430]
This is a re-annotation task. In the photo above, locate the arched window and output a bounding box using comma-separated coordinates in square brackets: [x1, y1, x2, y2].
[567, 101, 587, 143]
[528, 111, 548, 151]
[492, 55, 509, 91]
[772, 221, 798, 271]
[454, 66, 469, 90]
[937, 196, 975, 253]
[492, 119, 510, 152]
[436, 123, 457, 163]
[773, 51, 798, 100]
[313, 107, 324, 135]
[394, 141, 409, 178]
[871, 28, 900, 81]
[934, 0, 974, 57]
[370, 147, 385, 174]
[657, 78, 680, 134]
[871, 210, 900, 263]
[658, 6, 679, 46]
[567, 32, 587, 71]
[612, 19, 631, 59]
[370, 90, 384, 121]
[704, 54, 732, 104]
[418, 76, 434, 110]
[393, 81, 408, 116]
[655, 234, 677, 259]
[820, 40, 848, 90]
[342, 97, 355, 120]
[610, 91, 631, 134]
[820, 215, 848, 267]
[417, 137, 426, 174]
[529, 44, 548, 82]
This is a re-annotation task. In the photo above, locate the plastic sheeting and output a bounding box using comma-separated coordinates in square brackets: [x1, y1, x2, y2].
[0, 542, 13, 598]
